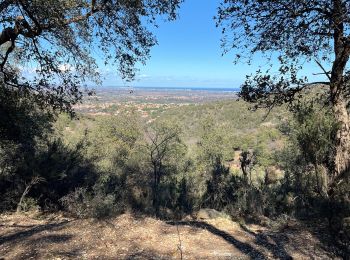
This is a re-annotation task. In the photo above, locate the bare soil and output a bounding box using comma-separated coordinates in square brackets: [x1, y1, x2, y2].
[0, 212, 340, 259]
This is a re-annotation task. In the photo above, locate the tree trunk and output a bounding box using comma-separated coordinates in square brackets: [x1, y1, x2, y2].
[16, 176, 43, 213]
[17, 183, 32, 213]
[331, 97, 350, 185]
[152, 163, 160, 216]
[329, 0, 350, 189]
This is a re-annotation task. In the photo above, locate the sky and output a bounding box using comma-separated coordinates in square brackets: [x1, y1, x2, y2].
[18, 0, 327, 89]
[101, 0, 248, 88]
[95, 0, 326, 89]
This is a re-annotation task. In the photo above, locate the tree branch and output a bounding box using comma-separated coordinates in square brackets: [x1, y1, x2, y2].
[0, 0, 14, 13]
[314, 59, 332, 81]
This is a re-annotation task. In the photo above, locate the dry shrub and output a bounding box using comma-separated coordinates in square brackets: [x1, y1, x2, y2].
[60, 187, 120, 219]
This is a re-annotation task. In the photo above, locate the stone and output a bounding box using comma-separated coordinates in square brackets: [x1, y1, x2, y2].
[196, 208, 226, 220]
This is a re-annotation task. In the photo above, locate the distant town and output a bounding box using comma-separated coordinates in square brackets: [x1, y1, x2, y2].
[74, 87, 238, 119]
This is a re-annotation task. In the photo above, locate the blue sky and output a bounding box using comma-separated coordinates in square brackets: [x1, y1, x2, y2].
[16, 0, 329, 88]
[99, 0, 326, 88]
[101, 0, 246, 88]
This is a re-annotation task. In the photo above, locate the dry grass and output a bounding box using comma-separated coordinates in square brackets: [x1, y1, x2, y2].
[0, 212, 339, 259]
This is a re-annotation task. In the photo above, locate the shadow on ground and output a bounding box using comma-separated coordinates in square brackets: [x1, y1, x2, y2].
[168, 220, 293, 260]
[0, 220, 74, 259]
[0, 220, 71, 246]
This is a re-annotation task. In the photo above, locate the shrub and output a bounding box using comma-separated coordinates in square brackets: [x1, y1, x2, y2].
[19, 197, 40, 212]
[90, 193, 119, 219]
[60, 187, 90, 218]
[60, 187, 120, 219]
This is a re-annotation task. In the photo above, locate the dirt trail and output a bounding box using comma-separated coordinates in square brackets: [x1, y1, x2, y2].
[0, 213, 339, 259]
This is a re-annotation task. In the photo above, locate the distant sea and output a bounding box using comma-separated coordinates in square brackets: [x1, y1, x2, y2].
[100, 86, 240, 92]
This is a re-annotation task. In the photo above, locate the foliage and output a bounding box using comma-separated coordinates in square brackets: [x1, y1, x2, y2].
[0, 95, 307, 221]
[144, 120, 187, 215]
[1, 93, 347, 256]
[197, 115, 231, 165]
[0, 0, 182, 113]
[278, 99, 338, 200]
[275, 98, 349, 255]
[60, 187, 118, 219]
[0, 84, 53, 144]
[216, 0, 350, 187]
[203, 158, 232, 210]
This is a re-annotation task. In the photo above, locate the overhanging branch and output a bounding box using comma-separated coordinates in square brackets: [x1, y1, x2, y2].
[314, 59, 331, 81]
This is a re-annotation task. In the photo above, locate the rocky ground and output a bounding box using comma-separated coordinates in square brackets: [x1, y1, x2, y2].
[0, 212, 341, 259]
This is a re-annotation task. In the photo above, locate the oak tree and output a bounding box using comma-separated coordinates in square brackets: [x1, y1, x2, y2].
[217, 0, 350, 192]
[0, 0, 182, 113]
[145, 122, 185, 215]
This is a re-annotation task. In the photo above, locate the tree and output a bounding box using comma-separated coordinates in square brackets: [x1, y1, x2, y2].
[240, 150, 256, 185]
[0, 82, 52, 145]
[0, 0, 182, 113]
[145, 122, 186, 215]
[293, 101, 337, 195]
[16, 175, 44, 212]
[203, 157, 231, 210]
[197, 115, 230, 167]
[216, 0, 350, 193]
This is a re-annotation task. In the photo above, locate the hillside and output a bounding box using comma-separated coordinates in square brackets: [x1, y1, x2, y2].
[2, 87, 348, 258]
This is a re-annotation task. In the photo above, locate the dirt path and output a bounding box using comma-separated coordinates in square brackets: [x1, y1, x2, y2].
[0, 213, 339, 259]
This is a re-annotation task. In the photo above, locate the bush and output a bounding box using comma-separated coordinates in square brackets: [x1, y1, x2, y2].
[60, 187, 90, 218]
[90, 193, 119, 219]
[19, 197, 40, 212]
[60, 187, 120, 219]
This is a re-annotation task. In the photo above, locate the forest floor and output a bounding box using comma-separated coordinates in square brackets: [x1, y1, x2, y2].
[0, 212, 341, 259]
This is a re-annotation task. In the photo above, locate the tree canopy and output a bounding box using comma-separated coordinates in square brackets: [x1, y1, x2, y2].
[0, 0, 182, 113]
[217, 0, 350, 101]
[216, 0, 350, 189]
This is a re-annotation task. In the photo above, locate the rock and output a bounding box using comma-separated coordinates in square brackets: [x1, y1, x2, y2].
[182, 215, 193, 221]
[342, 217, 350, 235]
[195, 208, 227, 220]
